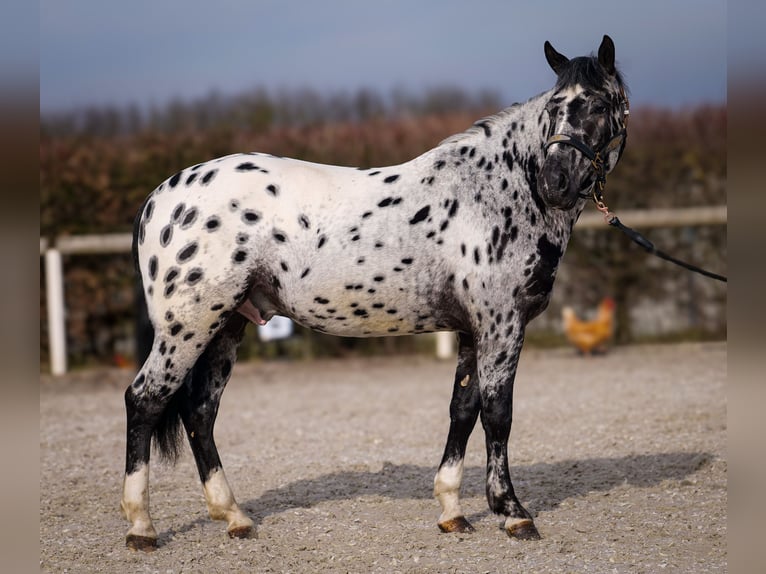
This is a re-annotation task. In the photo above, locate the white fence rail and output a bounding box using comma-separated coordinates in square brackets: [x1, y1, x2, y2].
[41, 205, 727, 375]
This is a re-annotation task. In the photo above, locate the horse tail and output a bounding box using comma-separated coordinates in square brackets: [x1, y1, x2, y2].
[152, 389, 185, 464]
[132, 195, 186, 465]
[132, 195, 154, 370]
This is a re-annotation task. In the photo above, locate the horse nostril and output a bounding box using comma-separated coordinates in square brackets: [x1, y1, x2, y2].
[557, 173, 568, 192]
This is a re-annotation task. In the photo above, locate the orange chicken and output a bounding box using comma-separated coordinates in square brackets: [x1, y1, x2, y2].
[561, 297, 616, 355]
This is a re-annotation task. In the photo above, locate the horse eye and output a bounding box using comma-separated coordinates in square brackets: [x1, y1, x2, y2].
[592, 104, 608, 115]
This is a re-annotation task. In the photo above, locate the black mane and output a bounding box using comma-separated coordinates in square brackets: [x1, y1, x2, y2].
[555, 55, 627, 94]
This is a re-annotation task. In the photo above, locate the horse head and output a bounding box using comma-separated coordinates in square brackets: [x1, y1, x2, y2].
[538, 35, 629, 210]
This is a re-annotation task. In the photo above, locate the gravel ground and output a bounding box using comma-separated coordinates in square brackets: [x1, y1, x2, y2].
[40, 342, 726, 573]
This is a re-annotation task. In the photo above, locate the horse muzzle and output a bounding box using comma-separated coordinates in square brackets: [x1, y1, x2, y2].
[538, 157, 585, 210]
[539, 128, 627, 210]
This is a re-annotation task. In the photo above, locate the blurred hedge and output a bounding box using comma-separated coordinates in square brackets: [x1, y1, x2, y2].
[40, 89, 726, 367]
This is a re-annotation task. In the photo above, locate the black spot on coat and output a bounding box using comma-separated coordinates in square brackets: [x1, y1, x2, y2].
[180, 208, 198, 229]
[177, 242, 198, 263]
[185, 268, 204, 285]
[242, 210, 260, 224]
[171, 203, 185, 222]
[160, 225, 173, 247]
[148, 256, 158, 280]
[232, 249, 247, 263]
[164, 267, 180, 283]
[144, 200, 154, 222]
[475, 120, 492, 137]
[409, 205, 430, 225]
[201, 170, 217, 185]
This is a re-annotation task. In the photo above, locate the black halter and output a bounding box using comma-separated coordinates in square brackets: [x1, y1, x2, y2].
[543, 88, 630, 202]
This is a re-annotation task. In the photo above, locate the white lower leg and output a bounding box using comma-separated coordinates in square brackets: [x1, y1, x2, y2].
[121, 464, 157, 539]
[433, 460, 465, 523]
[203, 468, 253, 532]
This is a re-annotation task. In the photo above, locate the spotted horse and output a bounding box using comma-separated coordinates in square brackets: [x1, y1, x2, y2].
[122, 35, 629, 550]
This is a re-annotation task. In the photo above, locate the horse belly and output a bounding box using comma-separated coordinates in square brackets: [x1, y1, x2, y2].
[277, 274, 440, 337]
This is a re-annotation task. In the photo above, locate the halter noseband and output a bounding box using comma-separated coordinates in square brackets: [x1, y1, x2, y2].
[543, 89, 630, 203]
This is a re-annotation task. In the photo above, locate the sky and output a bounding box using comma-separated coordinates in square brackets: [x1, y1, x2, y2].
[39, 1, 728, 114]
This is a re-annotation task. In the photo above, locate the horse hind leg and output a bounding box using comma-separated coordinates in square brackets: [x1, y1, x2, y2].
[177, 314, 254, 538]
[121, 290, 244, 550]
[121, 328, 205, 550]
[434, 332, 480, 533]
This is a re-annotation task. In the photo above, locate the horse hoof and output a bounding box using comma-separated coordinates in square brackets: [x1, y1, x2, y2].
[227, 525, 254, 539]
[506, 519, 541, 540]
[126, 534, 158, 552]
[438, 516, 475, 533]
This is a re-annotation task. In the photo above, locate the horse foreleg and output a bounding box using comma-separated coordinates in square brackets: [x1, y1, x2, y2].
[477, 333, 540, 540]
[434, 332, 480, 533]
[178, 315, 254, 538]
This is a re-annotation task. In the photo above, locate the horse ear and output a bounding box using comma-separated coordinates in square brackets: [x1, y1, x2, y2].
[544, 41, 569, 76]
[598, 35, 616, 75]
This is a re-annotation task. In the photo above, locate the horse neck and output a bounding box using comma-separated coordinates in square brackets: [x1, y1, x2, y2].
[438, 89, 584, 241]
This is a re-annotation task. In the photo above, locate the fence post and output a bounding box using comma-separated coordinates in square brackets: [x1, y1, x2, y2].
[45, 248, 67, 375]
[435, 332, 454, 359]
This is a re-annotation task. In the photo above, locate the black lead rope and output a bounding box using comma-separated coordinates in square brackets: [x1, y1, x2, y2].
[605, 213, 727, 283]
[546, 100, 726, 283]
